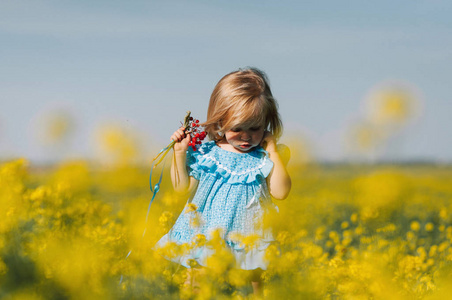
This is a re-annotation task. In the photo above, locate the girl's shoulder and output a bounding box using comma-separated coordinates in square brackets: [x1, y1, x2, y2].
[187, 141, 273, 183]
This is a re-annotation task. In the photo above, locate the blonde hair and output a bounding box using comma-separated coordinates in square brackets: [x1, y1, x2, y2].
[203, 67, 282, 141]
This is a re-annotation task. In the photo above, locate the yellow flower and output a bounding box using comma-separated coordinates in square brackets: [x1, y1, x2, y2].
[264, 244, 281, 262]
[159, 211, 174, 231]
[241, 234, 260, 252]
[189, 214, 202, 228]
[186, 259, 200, 268]
[406, 231, 416, 240]
[276, 231, 291, 245]
[350, 213, 358, 223]
[185, 203, 198, 213]
[410, 221, 421, 232]
[377, 223, 397, 233]
[347, 121, 383, 152]
[355, 226, 364, 235]
[438, 242, 449, 252]
[429, 245, 437, 257]
[329, 231, 340, 244]
[95, 123, 141, 165]
[193, 234, 206, 247]
[425, 222, 434, 232]
[315, 226, 326, 241]
[366, 84, 419, 127]
[37, 109, 74, 144]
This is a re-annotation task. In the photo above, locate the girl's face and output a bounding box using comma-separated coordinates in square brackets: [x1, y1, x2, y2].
[222, 123, 265, 153]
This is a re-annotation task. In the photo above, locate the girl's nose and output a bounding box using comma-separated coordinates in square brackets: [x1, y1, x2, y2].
[241, 131, 251, 141]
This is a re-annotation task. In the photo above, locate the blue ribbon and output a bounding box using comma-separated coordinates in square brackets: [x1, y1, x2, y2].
[146, 143, 172, 225]
[119, 142, 173, 285]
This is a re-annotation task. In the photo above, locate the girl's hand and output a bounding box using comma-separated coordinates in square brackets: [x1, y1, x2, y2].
[261, 131, 290, 165]
[262, 130, 291, 199]
[260, 131, 277, 153]
[170, 126, 198, 194]
[171, 126, 190, 153]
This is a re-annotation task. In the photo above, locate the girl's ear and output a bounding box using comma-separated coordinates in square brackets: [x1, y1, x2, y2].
[260, 130, 270, 147]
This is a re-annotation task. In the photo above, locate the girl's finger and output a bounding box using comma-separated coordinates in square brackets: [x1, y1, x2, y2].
[171, 127, 187, 141]
[171, 133, 181, 142]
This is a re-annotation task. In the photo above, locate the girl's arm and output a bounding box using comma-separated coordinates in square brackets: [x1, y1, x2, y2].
[170, 127, 198, 195]
[261, 132, 291, 200]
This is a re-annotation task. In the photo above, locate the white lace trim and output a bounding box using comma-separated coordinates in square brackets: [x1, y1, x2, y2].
[198, 145, 269, 176]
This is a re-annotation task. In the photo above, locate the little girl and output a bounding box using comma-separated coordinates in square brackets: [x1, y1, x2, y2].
[156, 67, 291, 295]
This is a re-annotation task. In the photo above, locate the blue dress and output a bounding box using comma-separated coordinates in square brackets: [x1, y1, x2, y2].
[155, 141, 276, 270]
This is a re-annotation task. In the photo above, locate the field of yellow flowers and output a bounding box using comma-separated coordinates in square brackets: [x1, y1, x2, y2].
[1, 155, 452, 299]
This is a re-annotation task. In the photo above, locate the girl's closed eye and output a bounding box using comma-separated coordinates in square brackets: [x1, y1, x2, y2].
[231, 126, 261, 132]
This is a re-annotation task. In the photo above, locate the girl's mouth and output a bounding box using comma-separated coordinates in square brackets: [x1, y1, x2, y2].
[240, 144, 251, 149]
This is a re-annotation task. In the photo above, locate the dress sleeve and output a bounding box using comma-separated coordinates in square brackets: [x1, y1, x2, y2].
[186, 147, 201, 180]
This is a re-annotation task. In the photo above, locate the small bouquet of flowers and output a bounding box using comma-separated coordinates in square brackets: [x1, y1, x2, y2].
[152, 111, 206, 167]
[183, 113, 207, 151]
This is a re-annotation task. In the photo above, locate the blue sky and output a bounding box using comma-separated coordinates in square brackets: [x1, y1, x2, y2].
[1, 0, 451, 163]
